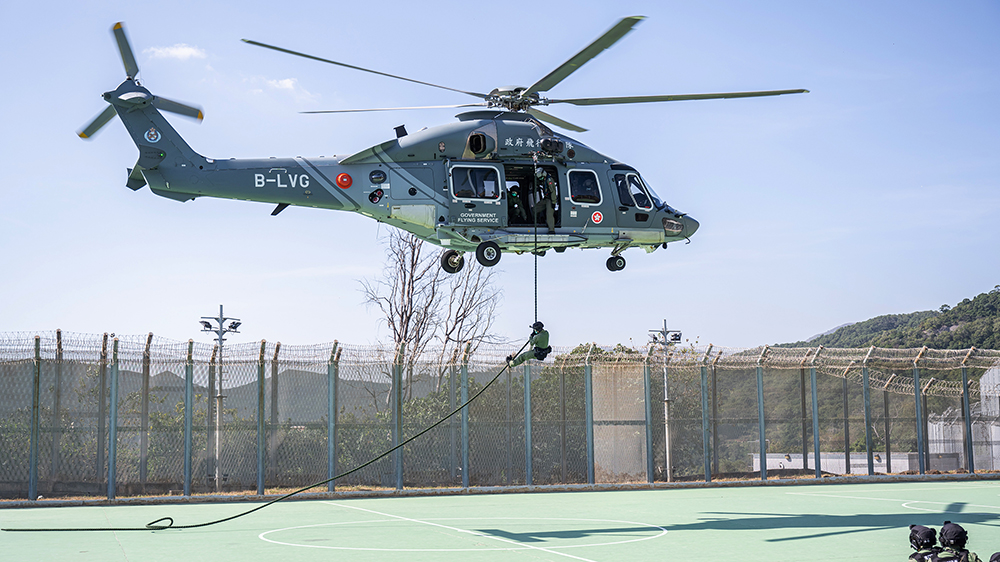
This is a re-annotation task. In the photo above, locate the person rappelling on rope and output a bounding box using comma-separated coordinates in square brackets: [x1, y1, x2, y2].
[507, 321, 552, 368]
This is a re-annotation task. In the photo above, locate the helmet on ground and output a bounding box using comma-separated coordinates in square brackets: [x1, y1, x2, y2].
[940, 521, 968, 549]
[909, 525, 937, 550]
[530, 321, 544, 331]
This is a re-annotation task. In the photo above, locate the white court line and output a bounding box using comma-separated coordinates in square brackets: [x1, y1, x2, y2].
[787, 492, 1000, 512]
[322, 501, 598, 562]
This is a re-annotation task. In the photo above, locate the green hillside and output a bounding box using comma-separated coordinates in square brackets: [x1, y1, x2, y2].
[779, 285, 1000, 349]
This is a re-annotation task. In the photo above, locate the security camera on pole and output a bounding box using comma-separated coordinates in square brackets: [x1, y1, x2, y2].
[201, 305, 241, 492]
[649, 320, 681, 483]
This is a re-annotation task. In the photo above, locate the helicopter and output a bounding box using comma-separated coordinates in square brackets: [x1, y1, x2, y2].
[79, 18, 807, 273]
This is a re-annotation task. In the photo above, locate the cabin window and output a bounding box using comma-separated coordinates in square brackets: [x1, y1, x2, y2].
[614, 173, 653, 210]
[450, 166, 500, 200]
[568, 170, 601, 205]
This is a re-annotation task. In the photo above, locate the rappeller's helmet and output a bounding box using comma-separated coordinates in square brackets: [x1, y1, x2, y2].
[909, 525, 937, 551]
[530, 321, 544, 332]
[940, 521, 968, 550]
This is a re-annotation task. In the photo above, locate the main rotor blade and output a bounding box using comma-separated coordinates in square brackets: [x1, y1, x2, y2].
[526, 16, 645, 95]
[548, 89, 810, 106]
[112, 22, 139, 78]
[152, 97, 205, 121]
[242, 39, 489, 99]
[526, 108, 587, 133]
[78, 105, 117, 139]
[301, 103, 488, 114]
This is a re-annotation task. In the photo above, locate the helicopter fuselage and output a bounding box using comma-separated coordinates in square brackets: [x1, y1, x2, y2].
[113, 76, 698, 271]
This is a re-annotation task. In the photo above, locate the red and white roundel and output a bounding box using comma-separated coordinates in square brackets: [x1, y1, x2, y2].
[591, 211, 603, 224]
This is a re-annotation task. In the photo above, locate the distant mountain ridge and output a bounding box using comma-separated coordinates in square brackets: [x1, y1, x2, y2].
[779, 285, 1000, 349]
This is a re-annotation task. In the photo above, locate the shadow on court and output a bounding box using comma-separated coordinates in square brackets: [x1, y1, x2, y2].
[476, 526, 659, 543]
[663, 502, 1000, 542]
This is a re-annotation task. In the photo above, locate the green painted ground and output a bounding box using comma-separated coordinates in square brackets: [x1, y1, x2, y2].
[3, 481, 1000, 561]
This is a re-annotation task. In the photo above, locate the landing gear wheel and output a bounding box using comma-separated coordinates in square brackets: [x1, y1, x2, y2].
[606, 256, 626, 271]
[441, 250, 465, 274]
[475, 241, 501, 267]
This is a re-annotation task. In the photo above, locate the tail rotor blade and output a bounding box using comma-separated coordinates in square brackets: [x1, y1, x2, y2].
[112, 22, 140, 79]
[152, 97, 205, 121]
[78, 106, 117, 139]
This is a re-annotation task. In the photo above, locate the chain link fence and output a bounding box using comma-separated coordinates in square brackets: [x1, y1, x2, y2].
[2, 332, 999, 500]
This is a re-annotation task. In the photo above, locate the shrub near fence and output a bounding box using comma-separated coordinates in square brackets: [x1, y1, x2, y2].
[2, 332, 999, 500]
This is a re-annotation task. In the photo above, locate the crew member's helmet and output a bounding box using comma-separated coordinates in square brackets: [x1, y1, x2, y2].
[909, 525, 937, 551]
[940, 521, 968, 549]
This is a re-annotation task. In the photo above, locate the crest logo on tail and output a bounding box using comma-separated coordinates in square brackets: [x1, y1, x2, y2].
[145, 127, 161, 143]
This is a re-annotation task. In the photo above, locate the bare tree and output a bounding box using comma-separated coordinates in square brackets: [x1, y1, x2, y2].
[361, 230, 502, 399]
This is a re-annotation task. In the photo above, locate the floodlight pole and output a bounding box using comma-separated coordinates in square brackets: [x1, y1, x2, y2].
[650, 319, 681, 483]
[201, 305, 241, 493]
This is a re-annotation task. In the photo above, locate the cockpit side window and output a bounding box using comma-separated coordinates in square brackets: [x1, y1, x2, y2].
[568, 170, 601, 205]
[450, 166, 500, 200]
[614, 173, 652, 210]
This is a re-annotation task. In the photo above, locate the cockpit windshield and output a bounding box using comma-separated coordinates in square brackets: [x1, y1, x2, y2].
[615, 173, 665, 210]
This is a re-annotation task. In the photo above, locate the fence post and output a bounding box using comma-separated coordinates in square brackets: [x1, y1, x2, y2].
[862, 347, 875, 476]
[584, 344, 595, 485]
[50, 330, 63, 490]
[184, 340, 193, 496]
[810, 347, 823, 478]
[884, 374, 894, 473]
[962, 347, 976, 473]
[393, 342, 405, 490]
[756, 346, 769, 481]
[460, 343, 470, 488]
[524, 363, 533, 486]
[644, 349, 655, 484]
[29, 336, 41, 501]
[699, 345, 713, 483]
[140, 332, 152, 489]
[328, 341, 340, 492]
[257, 340, 267, 495]
[97, 334, 108, 489]
[108, 338, 119, 501]
[913, 347, 927, 475]
[270, 342, 281, 480]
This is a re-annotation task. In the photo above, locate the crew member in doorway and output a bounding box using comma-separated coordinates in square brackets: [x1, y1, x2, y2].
[507, 321, 551, 368]
[533, 167, 558, 233]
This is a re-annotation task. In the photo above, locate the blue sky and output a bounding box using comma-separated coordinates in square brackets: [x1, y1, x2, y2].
[1, 1, 998, 349]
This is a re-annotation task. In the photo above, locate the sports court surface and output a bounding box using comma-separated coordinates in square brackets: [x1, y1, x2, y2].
[3, 480, 999, 561]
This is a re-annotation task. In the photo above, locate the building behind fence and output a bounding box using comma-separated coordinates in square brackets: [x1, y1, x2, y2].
[2, 331, 999, 500]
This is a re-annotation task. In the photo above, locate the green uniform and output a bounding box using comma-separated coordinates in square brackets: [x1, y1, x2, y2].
[910, 548, 943, 561]
[931, 547, 982, 561]
[510, 329, 550, 368]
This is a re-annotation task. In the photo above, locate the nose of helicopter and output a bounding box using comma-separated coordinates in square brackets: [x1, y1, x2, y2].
[682, 215, 699, 238]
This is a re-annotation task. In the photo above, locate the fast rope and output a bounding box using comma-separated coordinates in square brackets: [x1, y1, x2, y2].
[2, 339, 532, 533]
